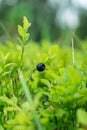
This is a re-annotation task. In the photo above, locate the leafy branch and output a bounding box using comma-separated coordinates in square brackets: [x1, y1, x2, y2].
[17, 16, 31, 67]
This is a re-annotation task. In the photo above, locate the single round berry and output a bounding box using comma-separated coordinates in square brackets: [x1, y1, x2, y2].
[36, 62, 45, 72]
[42, 98, 49, 104]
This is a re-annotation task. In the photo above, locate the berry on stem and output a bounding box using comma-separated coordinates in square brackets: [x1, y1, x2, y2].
[36, 62, 45, 72]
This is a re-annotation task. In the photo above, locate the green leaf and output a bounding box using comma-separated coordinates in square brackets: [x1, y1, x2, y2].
[18, 70, 32, 105]
[40, 79, 52, 88]
[48, 122, 56, 130]
[55, 108, 65, 117]
[2, 71, 11, 76]
[15, 112, 29, 125]
[17, 37, 24, 45]
[0, 126, 4, 130]
[48, 45, 59, 59]
[11, 96, 17, 104]
[77, 109, 87, 125]
[25, 33, 30, 42]
[12, 125, 28, 130]
[21, 101, 30, 111]
[41, 117, 49, 125]
[46, 69, 59, 79]
[0, 96, 20, 111]
[18, 25, 26, 38]
[23, 16, 31, 31]
[42, 53, 48, 62]
[4, 52, 9, 60]
[68, 66, 81, 85]
[4, 107, 19, 112]
[4, 63, 15, 68]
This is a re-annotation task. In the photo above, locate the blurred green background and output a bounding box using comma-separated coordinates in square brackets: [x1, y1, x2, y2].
[0, 0, 87, 42]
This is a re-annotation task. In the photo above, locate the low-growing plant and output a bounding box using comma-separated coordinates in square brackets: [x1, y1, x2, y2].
[0, 16, 87, 130]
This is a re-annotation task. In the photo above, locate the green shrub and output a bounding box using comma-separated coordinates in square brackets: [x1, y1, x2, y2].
[0, 17, 87, 130]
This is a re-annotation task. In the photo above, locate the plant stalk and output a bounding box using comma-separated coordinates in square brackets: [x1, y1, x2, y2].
[71, 38, 75, 65]
[19, 45, 24, 68]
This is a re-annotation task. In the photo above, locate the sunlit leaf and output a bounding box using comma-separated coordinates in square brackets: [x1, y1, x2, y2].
[17, 37, 24, 45]
[42, 53, 48, 62]
[77, 109, 87, 125]
[0, 126, 4, 130]
[40, 79, 52, 88]
[48, 45, 59, 58]
[23, 16, 31, 31]
[18, 25, 26, 38]
[68, 66, 81, 85]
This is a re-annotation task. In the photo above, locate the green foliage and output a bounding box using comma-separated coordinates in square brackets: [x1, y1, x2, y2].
[77, 109, 87, 130]
[18, 16, 31, 44]
[0, 17, 87, 130]
[17, 16, 31, 67]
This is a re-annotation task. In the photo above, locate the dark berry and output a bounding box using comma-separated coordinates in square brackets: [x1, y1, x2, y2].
[36, 62, 45, 72]
[42, 98, 49, 104]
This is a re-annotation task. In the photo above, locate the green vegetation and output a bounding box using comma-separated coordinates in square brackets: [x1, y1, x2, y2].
[0, 17, 87, 130]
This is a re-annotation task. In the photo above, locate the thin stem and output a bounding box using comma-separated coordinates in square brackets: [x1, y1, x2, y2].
[19, 45, 24, 67]
[71, 38, 75, 65]
[74, 34, 87, 55]
[0, 22, 12, 40]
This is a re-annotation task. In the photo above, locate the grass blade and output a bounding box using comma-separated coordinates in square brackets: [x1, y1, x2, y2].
[18, 70, 44, 130]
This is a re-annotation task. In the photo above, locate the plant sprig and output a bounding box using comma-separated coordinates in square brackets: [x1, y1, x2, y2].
[17, 16, 31, 67]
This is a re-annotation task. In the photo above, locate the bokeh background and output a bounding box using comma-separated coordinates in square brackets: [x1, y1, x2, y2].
[0, 0, 87, 42]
